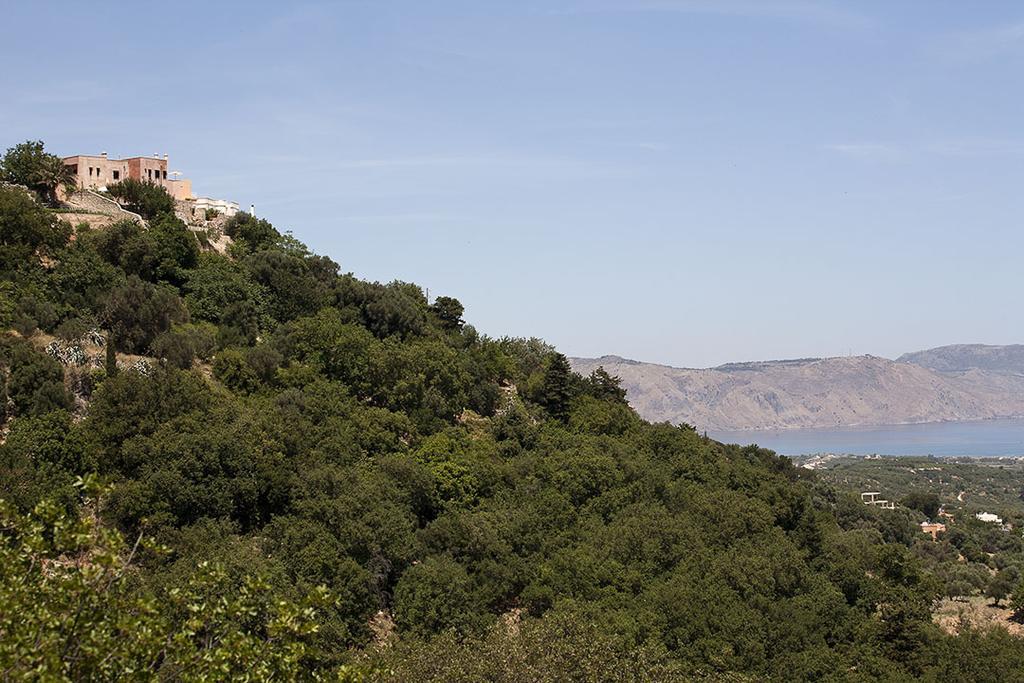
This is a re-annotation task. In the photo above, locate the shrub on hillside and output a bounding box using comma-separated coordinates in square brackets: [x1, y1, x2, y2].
[101, 276, 188, 354]
[0, 184, 71, 274]
[224, 212, 280, 252]
[106, 178, 175, 220]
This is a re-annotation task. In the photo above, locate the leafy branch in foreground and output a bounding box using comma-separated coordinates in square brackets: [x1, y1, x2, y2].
[0, 479, 358, 681]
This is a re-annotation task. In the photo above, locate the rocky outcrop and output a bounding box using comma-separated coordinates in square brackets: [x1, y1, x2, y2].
[175, 200, 234, 254]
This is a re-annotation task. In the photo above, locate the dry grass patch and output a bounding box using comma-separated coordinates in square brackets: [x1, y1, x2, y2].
[934, 595, 1024, 637]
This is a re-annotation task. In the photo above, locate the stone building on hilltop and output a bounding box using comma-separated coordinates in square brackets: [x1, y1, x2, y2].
[63, 151, 192, 200]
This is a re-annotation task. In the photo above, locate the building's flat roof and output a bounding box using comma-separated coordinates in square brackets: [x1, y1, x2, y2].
[64, 155, 168, 162]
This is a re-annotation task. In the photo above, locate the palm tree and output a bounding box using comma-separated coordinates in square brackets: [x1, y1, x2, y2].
[30, 155, 75, 204]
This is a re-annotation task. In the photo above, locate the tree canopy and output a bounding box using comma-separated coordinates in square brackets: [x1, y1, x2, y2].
[0, 140, 75, 203]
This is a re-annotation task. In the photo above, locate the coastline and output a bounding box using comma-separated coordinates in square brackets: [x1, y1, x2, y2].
[708, 417, 1024, 457]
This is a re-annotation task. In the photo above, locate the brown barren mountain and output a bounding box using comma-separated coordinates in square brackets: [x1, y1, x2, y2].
[570, 352, 1024, 431]
[897, 344, 1024, 375]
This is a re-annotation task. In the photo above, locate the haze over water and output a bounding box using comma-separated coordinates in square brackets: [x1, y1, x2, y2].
[710, 418, 1024, 457]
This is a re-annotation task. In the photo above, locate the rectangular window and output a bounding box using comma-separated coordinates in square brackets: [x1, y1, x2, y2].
[89, 167, 93, 176]
[113, 170, 120, 180]
[163, 170, 167, 179]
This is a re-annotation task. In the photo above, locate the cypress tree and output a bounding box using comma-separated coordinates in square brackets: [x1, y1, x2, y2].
[540, 352, 572, 422]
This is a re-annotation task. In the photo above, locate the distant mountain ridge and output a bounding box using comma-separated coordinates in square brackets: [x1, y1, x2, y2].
[570, 346, 1024, 431]
[897, 344, 1024, 375]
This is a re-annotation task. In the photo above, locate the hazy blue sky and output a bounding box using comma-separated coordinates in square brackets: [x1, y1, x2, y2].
[3, 1, 1023, 367]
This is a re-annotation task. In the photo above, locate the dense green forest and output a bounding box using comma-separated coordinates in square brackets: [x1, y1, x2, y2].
[3, 141, 1024, 680]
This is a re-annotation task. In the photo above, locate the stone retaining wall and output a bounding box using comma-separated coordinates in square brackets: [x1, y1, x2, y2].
[65, 190, 144, 224]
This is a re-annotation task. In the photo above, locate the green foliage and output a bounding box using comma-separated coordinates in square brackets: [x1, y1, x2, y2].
[569, 394, 639, 436]
[54, 316, 91, 342]
[212, 348, 260, 392]
[32, 154, 77, 204]
[87, 219, 158, 280]
[498, 336, 556, 380]
[372, 604, 684, 682]
[367, 337, 470, 431]
[47, 239, 123, 319]
[0, 140, 74, 203]
[79, 366, 212, 468]
[1012, 576, 1024, 616]
[85, 214, 197, 285]
[224, 212, 281, 252]
[0, 184, 71, 275]
[939, 561, 988, 601]
[274, 308, 375, 386]
[105, 178, 176, 220]
[903, 491, 942, 519]
[2, 409, 83, 473]
[182, 252, 266, 332]
[148, 213, 199, 284]
[0, 487, 339, 680]
[986, 569, 1015, 607]
[393, 555, 482, 636]
[0, 336, 73, 418]
[586, 366, 628, 403]
[152, 322, 217, 369]
[244, 248, 332, 322]
[1, 140, 50, 186]
[0, 409, 81, 511]
[539, 352, 573, 422]
[101, 276, 188, 354]
[430, 295, 464, 330]
[13, 292, 58, 335]
[362, 281, 429, 339]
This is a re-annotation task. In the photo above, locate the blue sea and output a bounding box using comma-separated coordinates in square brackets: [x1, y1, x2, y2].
[708, 418, 1024, 457]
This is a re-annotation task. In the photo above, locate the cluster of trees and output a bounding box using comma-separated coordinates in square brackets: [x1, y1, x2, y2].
[0, 140, 75, 204]
[105, 178, 177, 219]
[3, 140, 1024, 679]
[913, 512, 1024, 614]
[816, 455, 1024, 619]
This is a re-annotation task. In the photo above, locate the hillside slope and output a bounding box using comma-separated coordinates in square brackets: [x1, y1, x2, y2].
[5, 150, 1024, 679]
[899, 344, 1024, 375]
[571, 354, 1024, 431]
